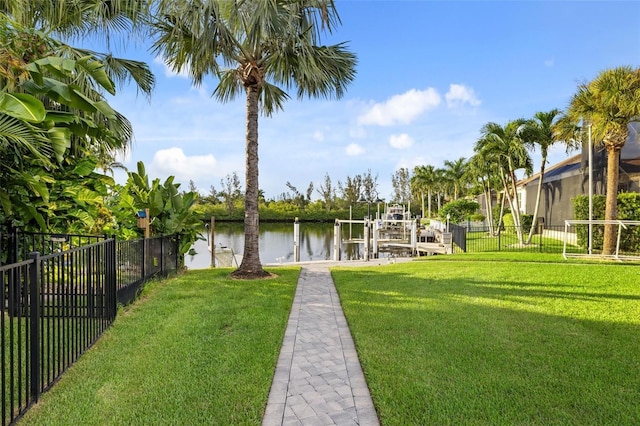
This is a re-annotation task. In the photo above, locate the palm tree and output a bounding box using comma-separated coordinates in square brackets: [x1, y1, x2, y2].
[150, 0, 356, 278]
[563, 66, 640, 255]
[1, 0, 155, 117]
[411, 165, 436, 218]
[443, 157, 467, 200]
[520, 109, 564, 244]
[434, 167, 449, 212]
[478, 120, 532, 244]
[466, 152, 499, 234]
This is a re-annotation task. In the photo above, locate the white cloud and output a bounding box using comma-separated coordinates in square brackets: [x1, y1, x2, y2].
[544, 58, 555, 67]
[389, 133, 414, 149]
[346, 143, 365, 156]
[357, 88, 441, 126]
[445, 84, 481, 108]
[313, 130, 325, 142]
[151, 147, 218, 179]
[154, 56, 190, 79]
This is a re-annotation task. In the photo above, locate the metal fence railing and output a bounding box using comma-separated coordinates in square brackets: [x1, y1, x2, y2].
[0, 226, 107, 267]
[463, 225, 577, 254]
[116, 235, 179, 306]
[460, 223, 640, 258]
[0, 232, 179, 426]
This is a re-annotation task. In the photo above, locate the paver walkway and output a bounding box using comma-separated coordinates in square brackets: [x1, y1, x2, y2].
[262, 262, 380, 426]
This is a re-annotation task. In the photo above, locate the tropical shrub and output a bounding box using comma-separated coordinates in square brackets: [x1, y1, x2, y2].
[440, 199, 480, 224]
[470, 213, 485, 223]
[114, 162, 202, 256]
[502, 213, 533, 234]
[0, 17, 131, 232]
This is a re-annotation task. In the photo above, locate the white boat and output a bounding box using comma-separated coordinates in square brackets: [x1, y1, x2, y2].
[382, 204, 411, 228]
[385, 204, 406, 222]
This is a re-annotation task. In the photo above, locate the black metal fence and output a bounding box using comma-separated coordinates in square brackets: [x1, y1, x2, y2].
[0, 230, 179, 426]
[449, 223, 467, 253]
[0, 225, 107, 267]
[462, 225, 563, 253]
[116, 235, 179, 306]
[459, 223, 640, 257]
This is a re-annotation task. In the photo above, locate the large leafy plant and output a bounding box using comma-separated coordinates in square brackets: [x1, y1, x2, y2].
[0, 18, 124, 230]
[119, 162, 203, 255]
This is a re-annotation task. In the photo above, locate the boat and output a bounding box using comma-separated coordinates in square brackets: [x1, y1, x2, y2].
[384, 204, 406, 223]
[381, 204, 412, 228]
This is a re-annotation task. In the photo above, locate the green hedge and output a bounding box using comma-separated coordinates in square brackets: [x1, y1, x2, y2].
[574, 193, 640, 251]
[502, 212, 533, 234]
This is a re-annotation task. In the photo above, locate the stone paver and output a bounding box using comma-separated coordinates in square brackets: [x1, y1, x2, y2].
[262, 260, 398, 426]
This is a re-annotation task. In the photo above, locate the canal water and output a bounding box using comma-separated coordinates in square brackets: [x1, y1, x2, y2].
[184, 222, 368, 269]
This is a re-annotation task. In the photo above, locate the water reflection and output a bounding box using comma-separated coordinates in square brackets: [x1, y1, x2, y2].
[185, 222, 367, 269]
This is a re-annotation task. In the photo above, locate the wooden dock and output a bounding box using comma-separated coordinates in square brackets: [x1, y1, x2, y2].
[379, 242, 449, 256]
[336, 219, 452, 260]
[343, 240, 450, 256]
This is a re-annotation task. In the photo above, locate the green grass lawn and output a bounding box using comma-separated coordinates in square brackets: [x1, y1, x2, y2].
[332, 254, 640, 425]
[18, 268, 298, 426]
[16, 254, 640, 425]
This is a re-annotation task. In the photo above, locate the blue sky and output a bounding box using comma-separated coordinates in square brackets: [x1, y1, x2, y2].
[104, 0, 640, 200]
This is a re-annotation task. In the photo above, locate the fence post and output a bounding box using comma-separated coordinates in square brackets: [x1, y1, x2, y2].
[9, 223, 18, 264]
[372, 219, 379, 258]
[28, 252, 41, 403]
[363, 219, 370, 261]
[88, 246, 95, 318]
[107, 239, 117, 321]
[410, 220, 417, 256]
[293, 218, 300, 262]
[539, 226, 543, 253]
[333, 220, 340, 261]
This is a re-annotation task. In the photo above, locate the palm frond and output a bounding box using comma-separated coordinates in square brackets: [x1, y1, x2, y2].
[260, 82, 289, 116]
[56, 44, 154, 96]
[213, 68, 244, 104]
[0, 113, 53, 161]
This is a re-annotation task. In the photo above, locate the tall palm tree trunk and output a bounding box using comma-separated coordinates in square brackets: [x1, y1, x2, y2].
[603, 145, 621, 255]
[497, 192, 506, 234]
[500, 170, 523, 243]
[508, 167, 524, 244]
[482, 179, 495, 235]
[526, 156, 546, 244]
[232, 86, 268, 278]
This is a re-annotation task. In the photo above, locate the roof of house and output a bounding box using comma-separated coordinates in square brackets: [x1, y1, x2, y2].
[622, 157, 640, 174]
[517, 154, 581, 187]
[518, 151, 640, 188]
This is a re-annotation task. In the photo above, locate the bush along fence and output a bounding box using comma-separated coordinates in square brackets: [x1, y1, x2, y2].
[0, 228, 179, 426]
